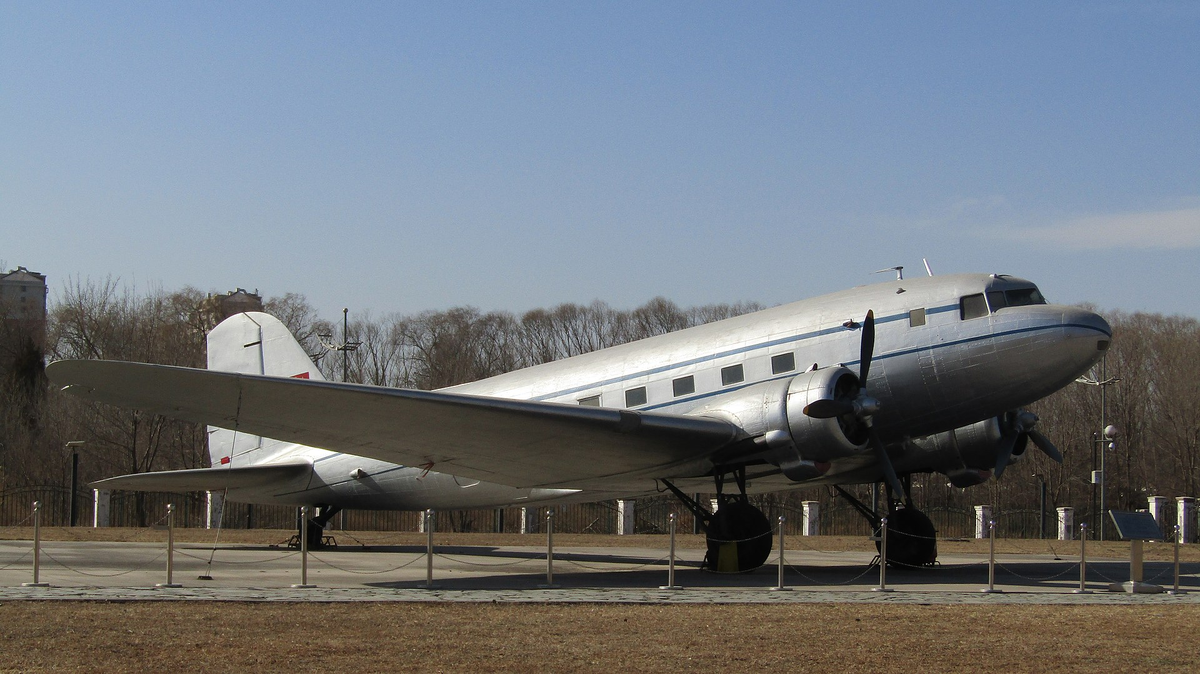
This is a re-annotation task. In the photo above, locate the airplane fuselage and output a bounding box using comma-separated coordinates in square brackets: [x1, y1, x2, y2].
[230, 273, 1110, 510]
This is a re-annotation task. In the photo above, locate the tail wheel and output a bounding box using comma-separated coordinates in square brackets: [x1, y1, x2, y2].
[705, 500, 773, 573]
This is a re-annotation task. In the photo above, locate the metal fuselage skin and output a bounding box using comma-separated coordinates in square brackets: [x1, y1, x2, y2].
[231, 274, 1111, 510]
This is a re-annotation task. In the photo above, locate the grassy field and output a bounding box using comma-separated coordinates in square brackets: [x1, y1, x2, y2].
[1, 602, 1197, 672]
[1, 528, 1197, 671]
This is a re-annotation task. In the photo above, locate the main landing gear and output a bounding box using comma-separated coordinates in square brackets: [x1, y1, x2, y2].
[290, 505, 342, 550]
[835, 477, 937, 567]
[664, 467, 773, 573]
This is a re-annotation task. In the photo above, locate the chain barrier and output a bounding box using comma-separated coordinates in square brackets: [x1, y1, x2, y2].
[785, 559, 881, 586]
[40, 548, 168, 578]
[994, 560, 1082, 582]
[0, 547, 33, 571]
[432, 552, 542, 569]
[561, 553, 671, 572]
[704, 528, 776, 545]
[174, 547, 301, 565]
[308, 551, 426, 575]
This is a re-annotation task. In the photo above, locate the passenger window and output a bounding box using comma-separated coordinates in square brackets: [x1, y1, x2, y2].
[672, 376, 695, 397]
[721, 364, 744, 386]
[771, 353, 796, 374]
[960, 294, 988, 320]
[909, 308, 926, 327]
[987, 291, 1007, 312]
[577, 395, 601, 407]
[625, 387, 647, 407]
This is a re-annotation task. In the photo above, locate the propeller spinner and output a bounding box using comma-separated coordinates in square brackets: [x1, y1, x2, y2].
[994, 410, 1062, 478]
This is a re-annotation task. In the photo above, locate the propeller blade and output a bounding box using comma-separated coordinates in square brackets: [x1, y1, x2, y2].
[803, 399, 856, 419]
[868, 427, 905, 498]
[859, 310, 875, 385]
[994, 432, 1018, 479]
[1028, 430, 1063, 463]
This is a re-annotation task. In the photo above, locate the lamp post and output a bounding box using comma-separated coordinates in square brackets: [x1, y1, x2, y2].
[1033, 473, 1047, 539]
[1076, 359, 1120, 541]
[66, 441, 85, 527]
[318, 308, 362, 383]
[1095, 424, 1118, 541]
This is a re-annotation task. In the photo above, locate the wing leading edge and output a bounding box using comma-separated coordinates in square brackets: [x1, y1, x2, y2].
[47, 360, 739, 489]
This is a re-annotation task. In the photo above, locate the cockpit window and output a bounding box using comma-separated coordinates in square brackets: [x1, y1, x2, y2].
[987, 287, 1047, 312]
[1005, 287, 1046, 307]
[960, 294, 988, 320]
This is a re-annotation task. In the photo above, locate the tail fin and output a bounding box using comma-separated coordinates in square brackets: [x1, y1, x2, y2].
[205, 312, 324, 468]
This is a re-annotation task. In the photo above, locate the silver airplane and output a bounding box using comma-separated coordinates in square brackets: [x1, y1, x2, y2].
[46, 272, 1111, 570]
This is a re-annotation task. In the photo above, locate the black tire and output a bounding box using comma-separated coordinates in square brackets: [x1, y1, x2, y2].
[876, 507, 938, 567]
[705, 501, 773, 573]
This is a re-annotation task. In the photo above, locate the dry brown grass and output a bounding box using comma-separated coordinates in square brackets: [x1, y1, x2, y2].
[0, 602, 1196, 672]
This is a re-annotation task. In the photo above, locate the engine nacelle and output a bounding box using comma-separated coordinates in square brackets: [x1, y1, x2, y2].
[910, 417, 1005, 487]
[783, 366, 870, 460]
[695, 367, 868, 482]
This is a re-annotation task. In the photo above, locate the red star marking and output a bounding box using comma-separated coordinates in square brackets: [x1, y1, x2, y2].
[291, 372, 310, 379]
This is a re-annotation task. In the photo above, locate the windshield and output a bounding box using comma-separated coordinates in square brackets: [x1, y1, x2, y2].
[987, 286, 1047, 311]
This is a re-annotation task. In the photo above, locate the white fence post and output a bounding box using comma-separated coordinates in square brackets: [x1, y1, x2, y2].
[974, 505, 991, 539]
[92, 489, 110, 528]
[801, 501, 820, 536]
[205, 491, 224, 530]
[617, 499, 636, 535]
[1057, 507, 1074, 541]
[1177, 497, 1194, 544]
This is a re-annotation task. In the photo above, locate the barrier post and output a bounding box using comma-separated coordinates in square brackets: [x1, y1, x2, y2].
[22, 501, 49, 588]
[156, 504, 182, 588]
[1168, 524, 1185, 595]
[659, 512, 683, 590]
[539, 509, 560, 588]
[291, 506, 315, 588]
[981, 519, 1001, 594]
[771, 515, 790, 592]
[872, 517, 893, 592]
[1073, 522, 1091, 594]
[423, 509, 439, 589]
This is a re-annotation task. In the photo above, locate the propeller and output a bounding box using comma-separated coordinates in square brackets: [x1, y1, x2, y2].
[802, 311, 906, 497]
[993, 410, 1062, 478]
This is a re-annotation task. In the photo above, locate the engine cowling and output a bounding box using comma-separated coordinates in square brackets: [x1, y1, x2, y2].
[910, 417, 1005, 487]
[766, 367, 871, 481]
[695, 367, 869, 482]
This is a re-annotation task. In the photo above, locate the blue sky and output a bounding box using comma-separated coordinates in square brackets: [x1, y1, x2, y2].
[3, 2, 1198, 320]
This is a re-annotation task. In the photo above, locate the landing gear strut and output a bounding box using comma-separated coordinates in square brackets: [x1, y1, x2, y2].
[663, 467, 773, 573]
[834, 481, 937, 567]
[292, 505, 342, 550]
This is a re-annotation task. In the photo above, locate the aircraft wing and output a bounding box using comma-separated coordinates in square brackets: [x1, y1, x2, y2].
[92, 461, 313, 492]
[48, 360, 739, 489]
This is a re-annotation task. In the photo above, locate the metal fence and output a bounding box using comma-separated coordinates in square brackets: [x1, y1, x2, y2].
[1, 485, 1194, 542]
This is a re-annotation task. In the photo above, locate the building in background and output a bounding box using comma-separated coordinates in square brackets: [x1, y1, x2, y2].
[197, 288, 264, 331]
[0, 266, 48, 349]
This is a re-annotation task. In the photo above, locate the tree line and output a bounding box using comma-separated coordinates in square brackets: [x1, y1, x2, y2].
[1, 278, 1197, 533]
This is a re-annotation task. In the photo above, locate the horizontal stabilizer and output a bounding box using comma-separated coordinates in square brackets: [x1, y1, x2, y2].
[91, 461, 311, 493]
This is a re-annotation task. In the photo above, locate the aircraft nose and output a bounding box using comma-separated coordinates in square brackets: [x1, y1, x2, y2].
[1062, 307, 1112, 355]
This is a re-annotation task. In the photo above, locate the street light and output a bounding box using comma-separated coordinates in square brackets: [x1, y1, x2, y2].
[1032, 473, 1047, 539]
[1094, 424, 1118, 541]
[66, 441, 85, 527]
[1077, 359, 1120, 541]
[317, 307, 361, 383]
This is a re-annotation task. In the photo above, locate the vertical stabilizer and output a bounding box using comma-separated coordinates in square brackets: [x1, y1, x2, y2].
[206, 312, 324, 467]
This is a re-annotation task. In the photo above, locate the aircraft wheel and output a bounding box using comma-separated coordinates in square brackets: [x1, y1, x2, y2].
[705, 500, 773, 573]
[876, 507, 938, 567]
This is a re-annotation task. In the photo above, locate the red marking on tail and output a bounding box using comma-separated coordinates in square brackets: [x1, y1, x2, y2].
[291, 372, 310, 379]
